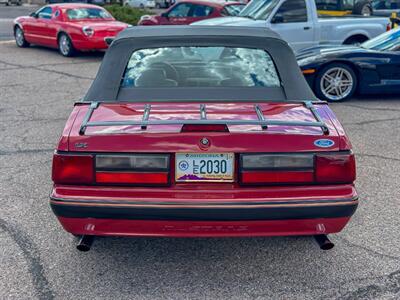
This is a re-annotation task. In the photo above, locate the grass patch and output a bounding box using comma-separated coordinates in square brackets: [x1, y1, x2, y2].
[105, 4, 155, 25]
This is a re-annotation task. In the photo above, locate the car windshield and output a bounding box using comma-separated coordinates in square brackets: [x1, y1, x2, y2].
[121, 46, 281, 88]
[239, 0, 280, 20]
[224, 4, 246, 16]
[361, 28, 400, 51]
[66, 8, 113, 20]
[372, 0, 400, 10]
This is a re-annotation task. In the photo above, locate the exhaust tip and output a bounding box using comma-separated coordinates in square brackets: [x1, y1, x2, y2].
[314, 234, 334, 250]
[77, 235, 94, 252]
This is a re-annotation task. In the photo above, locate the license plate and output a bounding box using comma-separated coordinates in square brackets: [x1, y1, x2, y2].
[175, 153, 234, 182]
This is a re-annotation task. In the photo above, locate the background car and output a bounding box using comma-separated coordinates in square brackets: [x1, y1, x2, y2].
[124, 0, 156, 8]
[316, 0, 373, 16]
[372, 0, 400, 16]
[138, 0, 245, 25]
[194, 0, 390, 52]
[297, 27, 400, 101]
[0, 0, 21, 5]
[13, 4, 128, 57]
[154, 0, 174, 8]
[46, 0, 106, 4]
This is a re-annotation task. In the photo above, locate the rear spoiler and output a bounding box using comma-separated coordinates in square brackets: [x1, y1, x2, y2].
[76, 101, 330, 136]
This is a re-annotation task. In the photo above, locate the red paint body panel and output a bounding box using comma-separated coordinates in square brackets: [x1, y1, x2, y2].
[138, 1, 244, 26]
[14, 4, 128, 51]
[57, 217, 351, 237]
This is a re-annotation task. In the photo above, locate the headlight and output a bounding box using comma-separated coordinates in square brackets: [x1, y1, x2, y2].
[82, 26, 94, 37]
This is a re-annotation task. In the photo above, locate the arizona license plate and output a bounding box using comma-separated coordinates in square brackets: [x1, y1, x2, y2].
[175, 153, 234, 182]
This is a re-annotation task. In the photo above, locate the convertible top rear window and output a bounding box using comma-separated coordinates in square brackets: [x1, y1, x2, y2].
[121, 47, 281, 88]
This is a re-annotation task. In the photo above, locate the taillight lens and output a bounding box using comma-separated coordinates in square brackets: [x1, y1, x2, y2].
[96, 172, 168, 185]
[52, 153, 94, 184]
[315, 153, 355, 183]
[242, 154, 314, 169]
[240, 154, 314, 185]
[95, 154, 170, 185]
[96, 155, 168, 170]
[240, 153, 355, 185]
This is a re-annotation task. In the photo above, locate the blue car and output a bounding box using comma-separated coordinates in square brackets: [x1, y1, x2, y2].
[297, 27, 400, 101]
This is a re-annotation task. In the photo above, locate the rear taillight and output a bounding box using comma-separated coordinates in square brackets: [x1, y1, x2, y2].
[240, 153, 355, 185]
[315, 154, 356, 183]
[240, 154, 314, 185]
[95, 154, 170, 185]
[52, 153, 94, 184]
[52, 153, 170, 186]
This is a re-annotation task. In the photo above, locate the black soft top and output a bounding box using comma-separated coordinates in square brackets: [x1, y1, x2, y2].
[84, 26, 317, 102]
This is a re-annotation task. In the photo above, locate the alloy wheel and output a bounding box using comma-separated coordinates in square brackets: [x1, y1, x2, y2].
[320, 67, 354, 101]
[15, 27, 25, 47]
[361, 5, 372, 16]
[59, 35, 70, 56]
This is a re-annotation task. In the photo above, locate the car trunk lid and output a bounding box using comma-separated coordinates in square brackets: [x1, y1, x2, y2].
[67, 101, 341, 153]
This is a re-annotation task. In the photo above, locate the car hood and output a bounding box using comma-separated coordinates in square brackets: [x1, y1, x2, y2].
[192, 16, 267, 27]
[296, 45, 372, 61]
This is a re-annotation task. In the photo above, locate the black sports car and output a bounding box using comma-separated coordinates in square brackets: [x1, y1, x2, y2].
[297, 27, 400, 101]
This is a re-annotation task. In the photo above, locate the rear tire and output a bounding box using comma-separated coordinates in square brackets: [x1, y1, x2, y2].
[353, 1, 372, 16]
[14, 26, 30, 48]
[314, 63, 357, 102]
[343, 35, 368, 45]
[58, 33, 75, 57]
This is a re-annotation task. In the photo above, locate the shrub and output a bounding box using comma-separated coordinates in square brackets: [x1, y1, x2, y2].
[105, 4, 155, 25]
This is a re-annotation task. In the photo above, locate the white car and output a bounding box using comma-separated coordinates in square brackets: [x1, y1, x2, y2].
[194, 0, 391, 52]
[124, 0, 156, 8]
[0, 0, 21, 5]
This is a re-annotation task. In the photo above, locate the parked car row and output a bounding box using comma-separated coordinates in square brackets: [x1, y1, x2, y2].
[12, 0, 400, 101]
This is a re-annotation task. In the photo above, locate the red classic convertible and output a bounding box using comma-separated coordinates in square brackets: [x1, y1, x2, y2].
[50, 26, 358, 251]
[13, 4, 128, 56]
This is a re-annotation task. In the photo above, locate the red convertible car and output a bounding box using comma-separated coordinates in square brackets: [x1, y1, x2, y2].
[50, 26, 358, 251]
[137, 0, 245, 25]
[13, 4, 128, 56]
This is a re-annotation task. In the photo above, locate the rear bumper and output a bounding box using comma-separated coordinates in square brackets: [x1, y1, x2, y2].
[50, 194, 358, 237]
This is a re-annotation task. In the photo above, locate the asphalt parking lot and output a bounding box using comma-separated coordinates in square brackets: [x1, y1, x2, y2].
[0, 36, 400, 300]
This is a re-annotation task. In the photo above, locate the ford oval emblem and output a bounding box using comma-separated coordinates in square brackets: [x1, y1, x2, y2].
[314, 139, 335, 148]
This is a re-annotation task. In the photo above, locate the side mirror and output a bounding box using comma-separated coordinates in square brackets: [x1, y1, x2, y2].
[161, 12, 168, 18]
[105, 37, 114, 46]
[30, 12, 38, 18]
[271, 15, 284, 24]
